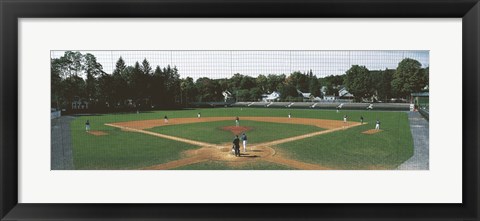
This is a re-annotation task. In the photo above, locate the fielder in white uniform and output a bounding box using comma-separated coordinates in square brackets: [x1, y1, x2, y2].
[241, 133, 248, 152]
[375, 119, 380, 130]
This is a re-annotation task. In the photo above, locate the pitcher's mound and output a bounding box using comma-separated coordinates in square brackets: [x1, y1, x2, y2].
[221, 126, 253, 135]
[362, 129, 382, 134]
[88, 130, 108, 136]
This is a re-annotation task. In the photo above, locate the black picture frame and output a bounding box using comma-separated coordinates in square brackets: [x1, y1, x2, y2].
[1, 0, 479, 220]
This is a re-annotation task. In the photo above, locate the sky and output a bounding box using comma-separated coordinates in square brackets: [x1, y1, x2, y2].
[50, 50, 429, 80]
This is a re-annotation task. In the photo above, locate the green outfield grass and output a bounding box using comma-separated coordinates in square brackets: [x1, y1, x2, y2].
[174, 161, 295, 170]
[68, 107, 414, 170]
[70, 121, 198, 170]
[275, 112, 413, 169]
[147, 120, 322, 145]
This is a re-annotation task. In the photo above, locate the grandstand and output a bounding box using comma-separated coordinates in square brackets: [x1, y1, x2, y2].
[229, 101, 410, 111]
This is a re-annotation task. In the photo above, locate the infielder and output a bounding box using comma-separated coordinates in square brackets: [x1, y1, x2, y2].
[241, 132, 248, 152]
[235, 116, 240, 127]
[343, 115, 348, 123]
[360, 116, 364, 124]
[197, 112, 201, 118]
[288, 112, 291, 118]
[164, 115, 169, 123]
[375, 119, 380, 130]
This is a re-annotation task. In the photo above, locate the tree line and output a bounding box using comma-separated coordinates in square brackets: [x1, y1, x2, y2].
[51, 51, 428, 112]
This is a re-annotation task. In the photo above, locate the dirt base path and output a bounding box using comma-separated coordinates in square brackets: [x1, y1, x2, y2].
[264, 157, 331, 170]
[105, 117, 363, 170]
[109, 117, 349, 130]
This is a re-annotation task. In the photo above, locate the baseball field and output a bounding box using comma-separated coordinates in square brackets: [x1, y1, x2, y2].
[67, 108, 414, 170]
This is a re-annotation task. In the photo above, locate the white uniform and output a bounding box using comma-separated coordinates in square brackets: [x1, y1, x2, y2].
[288, 114, 291, 118]
[241, 134, 248, 152]
[197, 113, 201, 118]
[375, 120, 380, 130]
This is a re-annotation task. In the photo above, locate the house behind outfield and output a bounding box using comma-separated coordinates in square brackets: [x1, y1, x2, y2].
[261, 91, 281, 102]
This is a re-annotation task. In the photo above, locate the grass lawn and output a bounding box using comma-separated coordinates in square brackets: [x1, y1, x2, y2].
[174, 160, 295, 170]
[67, 107, 414, 170]
[70, 122, 198, 170]
[275, 112, 414, 169]
[147, 120, 322, 145]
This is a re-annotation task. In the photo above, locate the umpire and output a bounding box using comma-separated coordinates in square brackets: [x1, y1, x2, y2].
[233, 135, 241, 157]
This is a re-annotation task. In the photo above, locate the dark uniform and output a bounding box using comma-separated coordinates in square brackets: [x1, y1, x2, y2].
[360, 116, 364, 124]
[233, 136, 240, 156]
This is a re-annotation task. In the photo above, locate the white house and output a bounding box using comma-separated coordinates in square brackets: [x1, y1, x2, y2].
[262, 91, 281, 102]
[71, 97, 88, 110]
[222, 90, 233, 102]
[338, 86, 354, 99]
[323, 95, 337, 101]
[297, 90, 313, 101]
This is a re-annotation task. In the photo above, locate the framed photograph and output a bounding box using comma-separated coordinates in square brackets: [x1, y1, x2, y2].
[1, 0, 478, 220]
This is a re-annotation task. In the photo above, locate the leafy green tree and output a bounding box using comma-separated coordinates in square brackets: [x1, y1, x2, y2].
[344, 65, 374, 101]
[266, 74, 286, 92]
[391, 58, 426, 98]
[249, 87, 263, 101]
[279, 83, 298, 101]
[370, 69, 394, 101]
[84, 53, 104, 102]
[63, 51, 85, 77]
[180, 77, 196, 105]
[422, 67, 429, 90]
[195, 77, 222, 102]
[236, 89, 251, 101]
[287, 71, 309, 92]
[308, 75, 321, 97]
[240, 76, 256, 89]
[255, 74, 268, 93]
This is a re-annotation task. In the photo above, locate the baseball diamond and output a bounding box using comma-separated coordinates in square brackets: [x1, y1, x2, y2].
[51, 107, 427, 170]
[51, 50, 429, 170]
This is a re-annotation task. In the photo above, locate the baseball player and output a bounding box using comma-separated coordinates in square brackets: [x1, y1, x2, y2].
[343, 115, 348, 123]
[288, 112, 291, 118]
[360, 116, 364, 124]
[85, 120, 90, 132]
[233, 135, 241, 157]
[336, 107, 339, 113]
[241, 132, 248, 152]
[235, 116, 240, 127]
[197, 112, 201, 118]
[164, 115, 169, 123]
[375, 119, 380, 130]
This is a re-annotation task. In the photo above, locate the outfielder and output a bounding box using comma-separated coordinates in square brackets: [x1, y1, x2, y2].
[288, 112, 291, 118]
[197, 112, 201, 118]
[360, 116, 364, 124]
